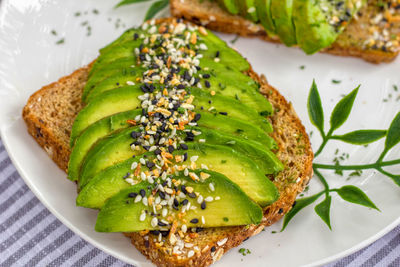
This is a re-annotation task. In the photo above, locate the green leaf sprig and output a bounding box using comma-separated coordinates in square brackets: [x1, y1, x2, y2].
[282, 80, 400, 231]
[115, 0, 169, 21]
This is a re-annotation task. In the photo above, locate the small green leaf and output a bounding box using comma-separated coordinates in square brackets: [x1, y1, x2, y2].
[115, 0, 150, 8]
[307, 80, 325, 136]
[384, 112, 400, 153]
[144, 0, 169, 21]
[330, 85, 360, 132]
[281, 192, 322, 231]
[336, 185, 379, 211]
[314, 195, 332, 229]
[332, 130, 387, 145]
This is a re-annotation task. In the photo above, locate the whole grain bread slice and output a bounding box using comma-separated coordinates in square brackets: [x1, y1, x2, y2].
[22, 33, 313, 267]
[170, 0, 400, 64]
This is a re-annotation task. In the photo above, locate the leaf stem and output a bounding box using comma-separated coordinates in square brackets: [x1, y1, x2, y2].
[314, 129, 333, 158]
[313, 158, 400, 171]
[313, 168, 330, 194]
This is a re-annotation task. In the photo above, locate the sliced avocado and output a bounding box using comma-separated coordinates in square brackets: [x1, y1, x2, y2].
[77, 143, 279, 209]
[68, 110, 142, 181]
[187, 128, 283, 173]
[95, 170, 263, 232]
[85, 58, 273, 115]
[69, 85, 143, 146]
[293, 0, 364, 54]
[71, 85, 273, 147]
[237, 0, 259, 22]
[90, 27, 250, 77]
[78, 126, 281, 188]
[271, 0, 297, 46]
[217, 0, 240, 15]
[68, 109, 277, 181]
[255, 0, 276, 34]
[190, 88, 273, 132]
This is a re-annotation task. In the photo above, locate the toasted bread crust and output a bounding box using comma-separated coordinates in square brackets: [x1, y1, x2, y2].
[22, 21, 313, 267]
[170, 0, 400, 63]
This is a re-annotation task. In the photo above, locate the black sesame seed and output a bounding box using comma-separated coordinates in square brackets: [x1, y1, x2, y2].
[278, 208, 284, 214]
[140, 189, 146, 197]
[203, 73, 210, 79]
[183, 152, 188, 161]
[208, 100, 212, 104]
[205, 80, 211, 88]
[144, 240, 150, 248]
[181, 185, 187, 194]
[168, 145, 174, 153]
[143, 146, 150, 151]
[181, 199, 189, 205]
[177, 84, 185, 89]
[219, 112, 228, 116]
[146, 161, 155, 169]
[123, 172, 131, 179]
[159, 191, 166, 199]
[173, 198, 179, 207]
[128, 192, 138, 198]
[161, 230, 169, 237]
[158, 221, 168, 226]
[215, 51, 220, 57]
[133, 33, 139, 40]
[180, 143, 188, 150]
[154, 148, 162, 155]
[190, 218, 199, 224]
[201, 201, 206, 210]
[188, 192, 196, 198]
[194, 113, 201, 122]
[211, 246, 216, 252]
[196, 227, 204, 233]
[150, 230, 160, 235]
[186, 132, 194, 138]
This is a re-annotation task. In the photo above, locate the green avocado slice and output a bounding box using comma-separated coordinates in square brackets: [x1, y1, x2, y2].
[68, 109, 277, 181]
[95, 170, 264, 232]
[293, 0, 364, 54]
[237, 0, 259, 22]
[78, 142, 280, 209]
[255, 0, 276, 34]
[69, 85, 143, 147]
[271, 0, 297, 46]
[217, 0, 240, 15]
[78, 127, 282, 188]
[70, 85, 273, 147]
[84, 58, 273, 116]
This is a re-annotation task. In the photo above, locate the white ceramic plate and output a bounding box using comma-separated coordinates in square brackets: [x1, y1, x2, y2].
[1, 0, 400, 266]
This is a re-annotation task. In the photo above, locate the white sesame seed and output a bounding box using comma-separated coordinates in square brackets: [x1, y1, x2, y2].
[126, 81, 135, 86]
[215, 196, 220, 201]
[181, 224, 187, 233]
[217, 237, 228, 246]
[184, 168, 189, 176]
[142, 197, 148, 206]
[209, 183, 215, 192]
[205, 196, 214, 202]
[135, 195, 142, 203]
[151, 217, 158, 227]
[201, 216, 205, 224]
[141, 172, 147, 181]
[162, 208, 168, 217]
[187, 250, 195, 258]
[131, 162, 138, 170]
[190, 156, 199, 162]
[199, 139, 206, 143]
[140, 158, 146, 165]
[139, 212, 146, 221]
[125, 178, 134, 185]
[197, 195, 203, 204]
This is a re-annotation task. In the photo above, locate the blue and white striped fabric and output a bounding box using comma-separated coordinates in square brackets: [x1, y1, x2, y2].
[1, 138, 400, 266]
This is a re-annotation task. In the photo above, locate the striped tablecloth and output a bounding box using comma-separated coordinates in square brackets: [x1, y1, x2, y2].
[1, 138, 400, 267]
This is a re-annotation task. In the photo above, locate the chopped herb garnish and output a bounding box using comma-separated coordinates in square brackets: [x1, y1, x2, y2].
[74, 12, 81, 17]
[56, 38, 65, 45]
[230, 35, 240, 44]
[332, 79, 342, 84]
[300, 65, 306, 70]
[221, 160, 227, 164]
[238, 248, 251, 256]
[51, 30, 57, 36]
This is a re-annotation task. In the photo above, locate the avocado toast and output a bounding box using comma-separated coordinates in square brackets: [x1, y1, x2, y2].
[171, 0, 400, 63]
[22, 18, 313, 266]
